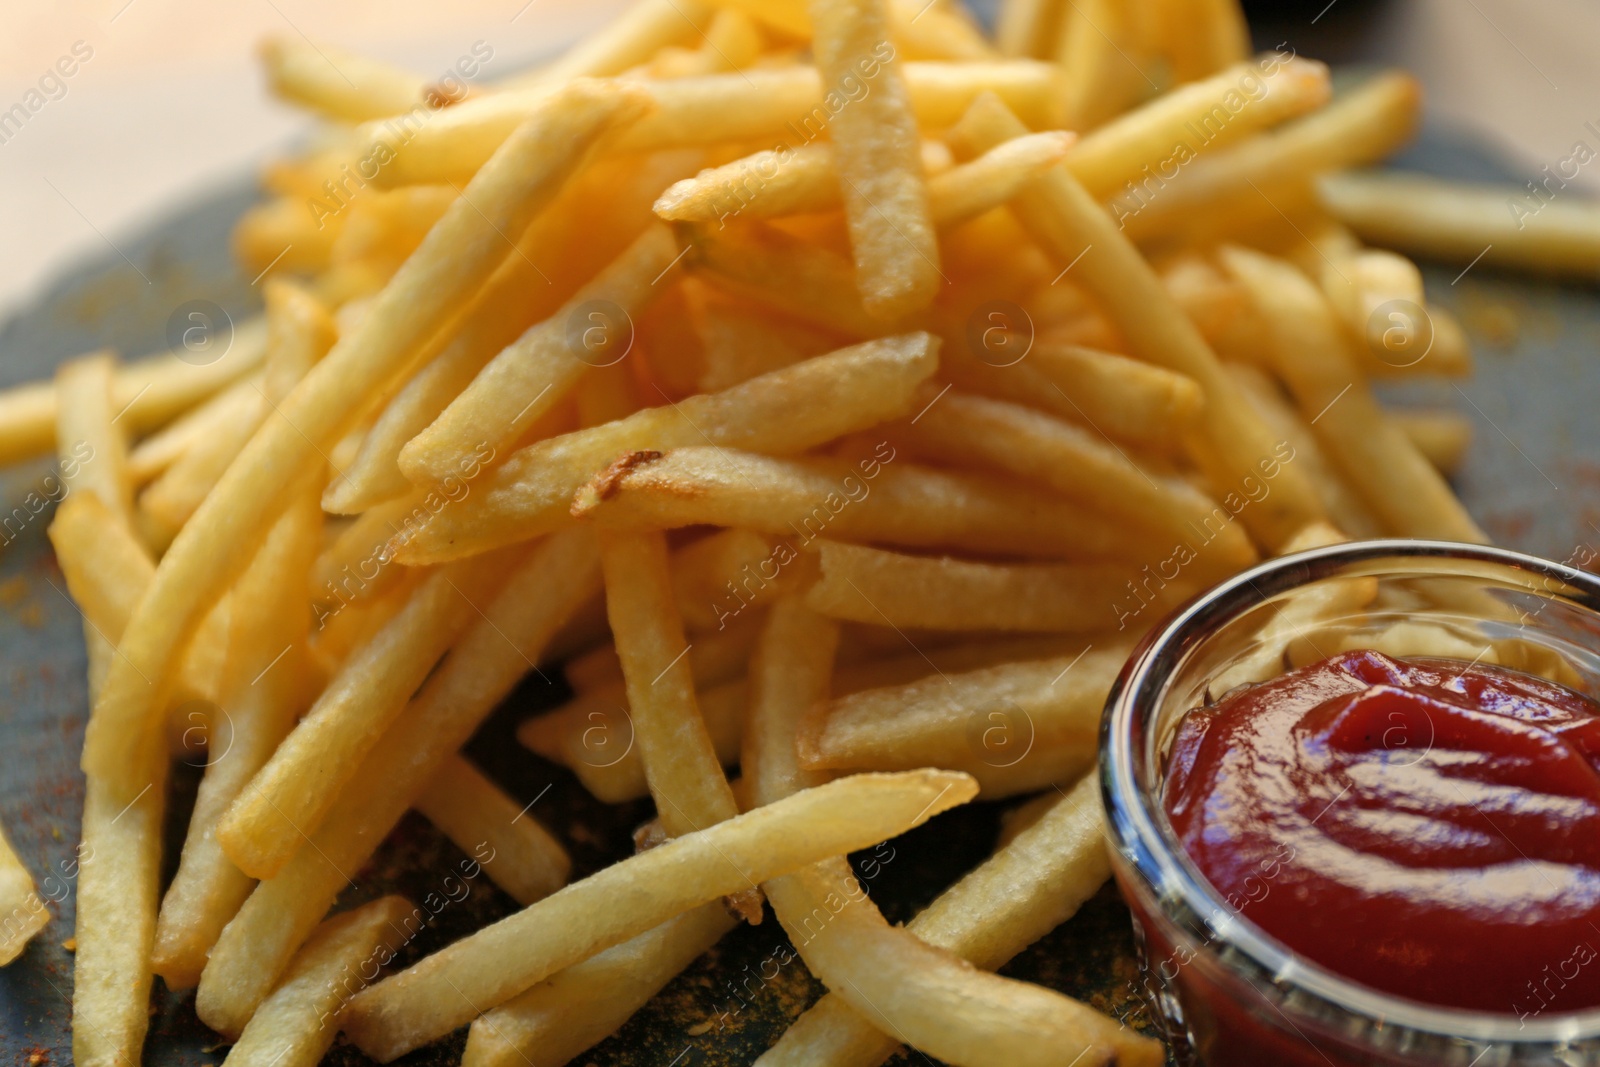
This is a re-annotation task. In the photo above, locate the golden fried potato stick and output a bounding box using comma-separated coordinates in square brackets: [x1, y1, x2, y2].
[503, 0, 713, 89]
[598, 529, 743, 835]
[82, 80, 648, 798]
[55, 354, 135, 526]
[935, 336, 1202, 450]
[362, 63, 1060, 186]
[414, 755, 571, 906]
[656, 132, 1071, 229]
[649, 8, 765, 77]
[219, 896, 416, 1067]
[341, 769, 978, 1061]
[680, 220, 884, 338]
[392, 333, 938, 562]
[956, 93, 1326, 549]
[125, 373, 263, 486]
[324, 150, 704, 513]
[218, 546, 525, 880]
[670, 528, 783, 631]
[196, 530, 601, 1037]
[802, 539, 1191, 632]
[0, 822, 47, 965]
[1119, 72, 1420, 244]
[564, 609, 763, 691]
[800, 646, 1130, 796]
[996, 0, 1062, 58]
[523, 666, 747, 805]
[1165, 0, 1250, 80]
[568, 447, 1175, 564]
[758, 774, 1118, 1066]
[1393, 408, 1472, 477]
[399, 224, 683, 486]
[463, 904, 737, 1067]
[1219, 245, 1485, 542]
[1067, 54, 1329, 200]
[140, 281, 337, 543]
[809, 0, 940, 318]
[259, 36, 430, 122]
[744, 597, 1155, 1067]
[52, 354, 167, 1067]
[0, 317, 266, 468]
[1320, 169, 1600, 281]
[1053, 0, 1150, 131]
[701, 0, 993, 57]
[893, 386, 1257, 573]
[151, 496, 323, 990]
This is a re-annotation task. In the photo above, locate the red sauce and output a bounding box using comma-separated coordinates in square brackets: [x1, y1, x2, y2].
[1164, 649, 1600, 1017]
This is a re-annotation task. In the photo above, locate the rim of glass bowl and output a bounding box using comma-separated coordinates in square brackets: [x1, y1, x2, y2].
[1100, 538, 1600, 1050]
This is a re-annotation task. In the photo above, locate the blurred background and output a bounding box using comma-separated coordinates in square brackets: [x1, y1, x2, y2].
[0, 0, 1596, 322]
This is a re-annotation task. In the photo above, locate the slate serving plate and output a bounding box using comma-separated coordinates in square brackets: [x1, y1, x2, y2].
[2, 8, 1597, 1065]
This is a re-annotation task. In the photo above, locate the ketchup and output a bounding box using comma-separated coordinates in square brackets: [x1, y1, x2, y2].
[1163, 649, 1600, 1017]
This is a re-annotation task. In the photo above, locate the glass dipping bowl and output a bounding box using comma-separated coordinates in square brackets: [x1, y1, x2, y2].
[1101, 539, 1600, 1067]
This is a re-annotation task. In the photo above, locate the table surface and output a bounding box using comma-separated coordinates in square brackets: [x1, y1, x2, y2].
[3, 4, 1600, 1066]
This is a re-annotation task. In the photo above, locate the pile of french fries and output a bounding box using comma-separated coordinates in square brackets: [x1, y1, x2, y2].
[4, 0, 1572, 1062]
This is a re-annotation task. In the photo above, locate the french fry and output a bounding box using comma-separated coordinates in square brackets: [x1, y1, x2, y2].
[234, 195, 344, 279]
[218, 546, 525, 880]
[1053, 0, 1151, 131]
[83, 80, 641, 796]
[398, 224, 683, 486]
[759, 774, 1120, 1066]
[0, 823, 46, 965]
[803, 539, 1192, 632]
[563, 611, 762, 692]
[151, 495, 323, 991]
[52, 354, 167, 1067]
[598, 529, 743, 836]
[0, 316, 266, 468]
[1119, 72, 1421, 244]
[504, 0, 713, 88]
[653, 8, 765, 77]
[893, 387, 1256, 572]
[362, 63, 1061, 186]
[1067, 54, 1330, 201]
[55, 354, 136, 526]
[340, 769, 979, 1061]
[936, 335, 1202, 450]
[464, 904, 737, 1067]
[1226, 363, 1383, 540]
[681, 220, 884, 338]
[1320, 170, 1600, 281]
[888, 1, 996, 61]
[197, 530, 600, 1037]
[671, 528, 791, 631]
[324, 149, 704, 513]
[693, 293, 840, 391]
[46, 493, 232, 745]
[996, 0, 1062, 58]
[1393, 408, 1473, 477]
[140, 281, 337, 542]
[568, 448, 1174, 564]
[260, 36, 429, 122]
[655, 135, 1063, 227]
[800, 647, 1129, 797]
[219, 896, 416, 1067]
[125, 372, 263, 486]
[745, 598, 1152, 1067]
[809, 0, 940, 318]
[415, 754, 571, 905]
[955, 93, 1327, 549]
[520, 678, 747, 804]
[1219, 245, 1486, 542]
[390, 334, 939, 562]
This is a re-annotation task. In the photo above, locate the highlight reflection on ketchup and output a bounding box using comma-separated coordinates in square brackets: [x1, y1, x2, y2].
[1163, 649, 1600, 1016]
